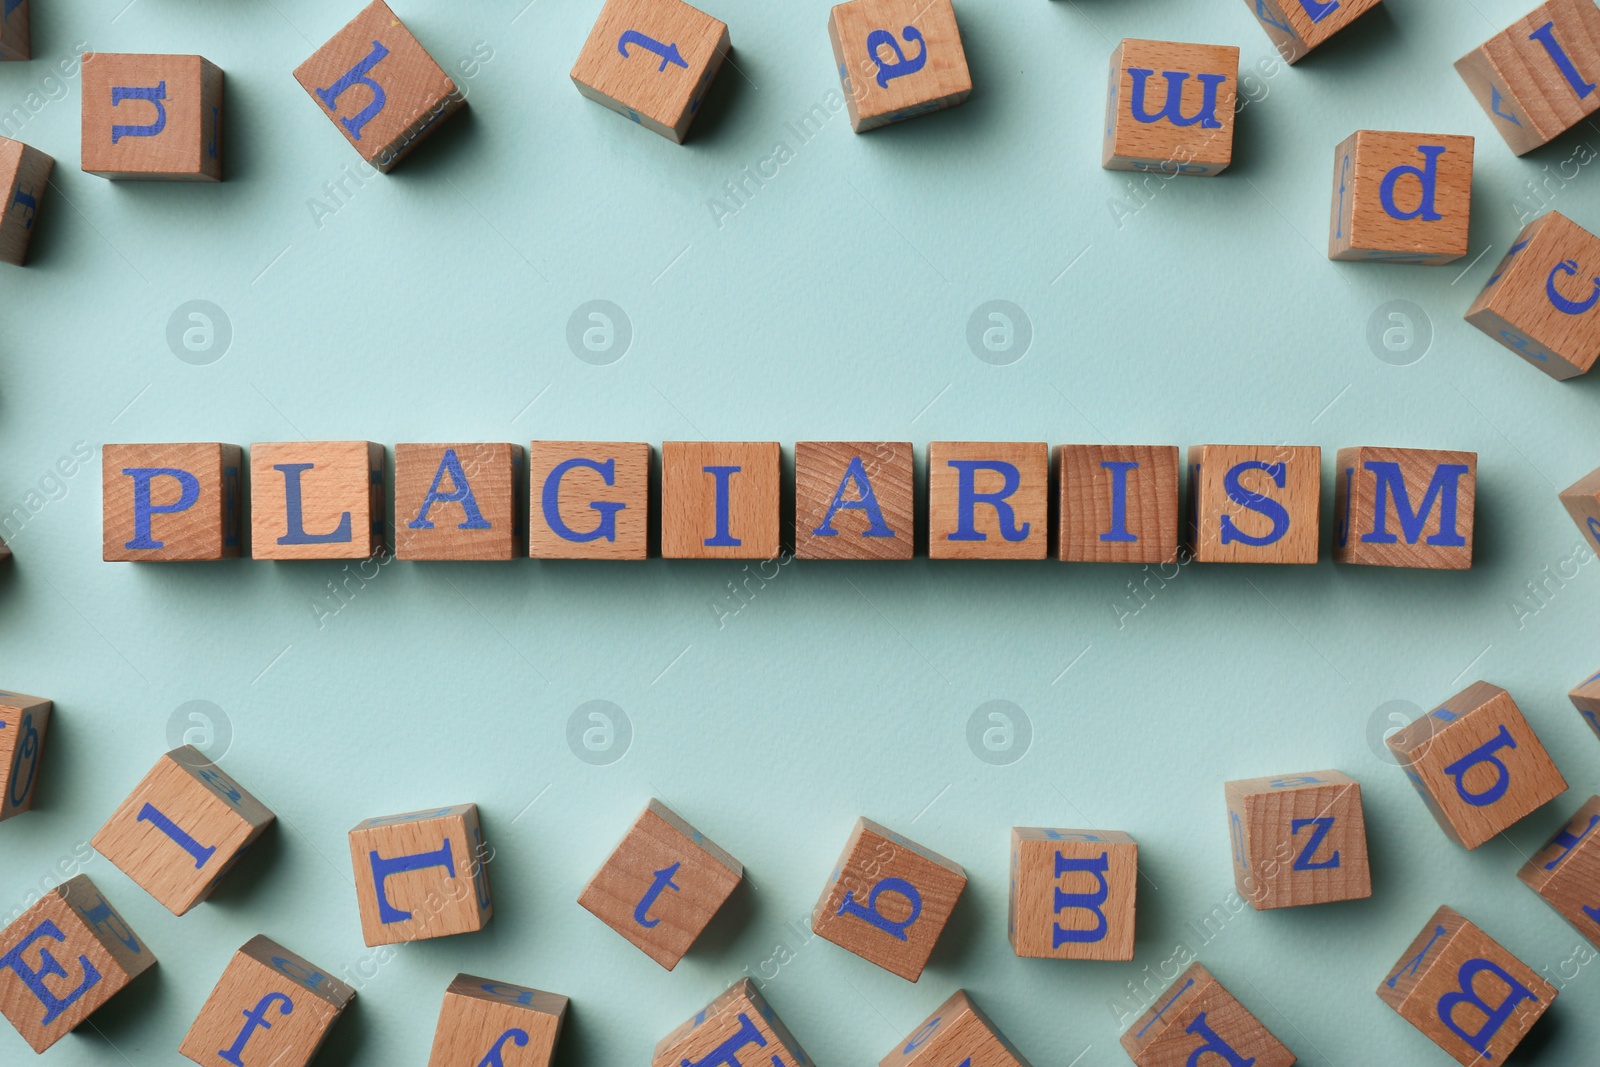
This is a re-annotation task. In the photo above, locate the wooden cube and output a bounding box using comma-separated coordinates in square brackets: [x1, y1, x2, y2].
[103, 443, 243, 562]
[81, 53, 222, 181]
[1104, 39, 1240, 176]
[881, 989, 1032, 1067]
[1009, 828, 1136, 961]
[829, 0, 972, 133]
[0, 1, 29, 61]
[250, 441, 384, 561]
[0, 689, 49, 822]
[1334, 447, 1477, 569]
[394, 443, 524, 561]
[91, 746, 275, 916]
[427, 974, 566, 1067]
[1562, 463, 1600, 549]
[348, 804, 492, 947]
[1329, 131, 1474, 264]
[0, 875, 154, 1053]
[652, 978, 811, 1067]
[1468, 212, 1600, 380]
[1387, 681, 1568, 850]
[1519, 795, 1600, 948]
[0, 136, 49, 266]
[1224, 771, 1372, 910]
[1378, 906, 1555, 1065]
[1456, 0, 1600, 156]
[528, 441, 650, 560]
[928, 442, 1048, 560]
[294, 0, 464, 172]
[1055, 445, 1179, 564]
[1187, 445, 1321, 564]
[794, 441, 914, 560]
[811, 818, 967, 982]
[570, 0, 730, 144]
[1570, 668, 1600, 740]
[661, 441, 780, 559]
[178, 936, 355, 1067]
[1242, 0, 1381, 63]
[1121, 962, 1294, 1067]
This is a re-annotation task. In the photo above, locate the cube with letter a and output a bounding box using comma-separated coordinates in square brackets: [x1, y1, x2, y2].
[178, 936, 355, 1067]
[1103, 39, 1239, 176]
[1225, 771, 1372, 910]
[1243, 0, 1381, 63]
[1329, 131, 1474, 264]
[0, 690, 49, 823]
[0, 135, 50, 266]
[427, 974, 566, 1067]
[1469, 211, 1600, 380]
[881, 989, 1033, 1067]
[103, 443, 243, 562]
[661, 441, 780, 559]
[1334, 447, 1476, 569]
[348, 805, 492, 946]
[652, 979, 811, 1067]
[1519, 795, 1600, 948]
[81, 53, 222, 181]
[928, 442, 1049, 560]
[1055, 445, 1179, 563]
[250, 441, 385, 560]
[529, 441, 651, 560]
[570, 0, 730, 144]
[1122, 962, 1294, 1067]
[794, 441, 914, 560]
[829, 0, 972, 133]
[1188, 445, 1321, 563]
[394, 443, 524, 561]
[1009, 828, 1136, 961]
[1456, 0, 1600, 156]
[1570, 669, 1600, 741]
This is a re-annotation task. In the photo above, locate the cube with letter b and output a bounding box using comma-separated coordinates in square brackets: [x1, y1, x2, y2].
[795, 441, 914, 560]
[0, 690, 49, 823]
[1122, 962, 1294, 1067]
[427, 974, 566, 1067]
[1570, 669, 1600, 741]
[103, 443, 243, 562]
[178, 936, 355, 1067]
[250, 441, 384, 561]
[1055, 445, 1179, 563]
[1329, 131, 1474, 264]
[1104, 40, 1240, 176]
[394, 443, 524, 561]
[661, 441, 780, 559]
[881, 989, 1033, 1067]
[1188, 444, 1321, 563]
[928, 442, 1048, 560]
[652, 979, 811, 1067]
[0, 136, 50, 266]
[1010, 827, 1136, 961]
[1456, 0, 1600, 155]
[570, 0, 730, 144]
[1225, 771, 1372, 910]
[529, 442, 650, 560]
[1243, 0, 1381, 63]
[1469, 212, 1600, 380]
[1519, 795, 1600, 948]
[81, 53, 222, 181]
[348, 805, 492, 946]
[829, 0, 972, 133]
[1334, 447, 1476, 569]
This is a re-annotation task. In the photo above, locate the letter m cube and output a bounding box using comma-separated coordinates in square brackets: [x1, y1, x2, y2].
[1009, 827, 1136, 960]
[1334, 447, 1476, 569]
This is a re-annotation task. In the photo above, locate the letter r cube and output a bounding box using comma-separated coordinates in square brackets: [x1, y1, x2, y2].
[1334, 447, 1476, 569]
[1009, 828, 1136, 960]
[348, 805, 492, 946]
[81, 52, 222, 181]
[103, 443, 243, 561]
[1224, 771, 1372, 910]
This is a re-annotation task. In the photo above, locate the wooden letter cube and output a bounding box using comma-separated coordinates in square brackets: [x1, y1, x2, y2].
[661, 441, 780, 559]
[250, 441, 384, 561]
[0, 876, 154, 1053]
[1469, 211, 1600, 380]
[1224, 771, 1372, 910]
[1329, 131, 1474, 264]
[1519, 795, 1600, 947]
[1121, 962, 1294, 1067]
[652, 979, 811, 1067]
[1104, 40, 1240, 176]
[0, 1, 29, 61]
[179, 936, 355, 1067]
[529, 442, 650, 560]
[1456, 0, 1600, 155]
[348, 804, 492, 946]
[1378, 905, 1555, 1065]
[811, 818, 967, 982]
[428, 974, 567, 1067]
[0, 136, 49, 266]
[928, 442, 1048, 560]
[1243, 0, 1381, 63]
[294, 0, 463, 172]
[881, 989, 1033, 1067]
[0, 690, 49, 822]
[394, 443, 524, 561]
[103, 443, 243, 562]
[578, 799, 743, 970]
[1334, 447, 1477, 569]
[1387, 681, 1568, 850]
[1009, 828, 1136, 961]
[829, 0, 972, 133]
[570, 0, 730, 144]
[1055, 445, 1179, 564]
[1187, 445, 1321, 564]
[81, 53, 222, 181]
[1562, 463, 1600, 547]
[794, 441, 914, 560]
[1570, 668, 1600, 740]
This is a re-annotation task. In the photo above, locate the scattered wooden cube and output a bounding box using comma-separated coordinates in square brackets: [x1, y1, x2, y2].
[528, 442, 650, 560]
[1562, 463, 1600, 547]
[1378, 905, 1555, 1065]
[1055, 445, 1179, 564]
[0, 875, 155, 1053]
[348, 804, 492, 947]
[427, 974, 567, 1067]
[1388, 681, 1568, 850]
[1468, 211, 1600, 380]
[178, 936, 355, 1067]
[0, 136, 49, 266]
[661, 441, 780, 559]
[1329, 131, 1474, 264]
[794, 441, 914, 560]
[928, 442, 1049, 560]
[811, 817, 967, 982]
[1104, 39, 1240, 176]
[1187, 445, 1321, 564]
[1570, 668, 1600, 740]
[829, 0, 972, 133]
[1009, 827, 1136, 961]
[81, 53, 222, 181]
[1224, 771, 1372, 910]
[294, 0, 464, 172]
[1121, 962, 1294, 1067]
[103, 443, 243, 562]
[250, 441, 384, 561]
[0, 535, 8, 561]
[1519, 795, 1600, 948]
[881, 989, 1033, 1067]
[652, 978, 811, 1067]
[394, 443, 524, 561]
[570, 0, 730, 144]
[1456, 0, 1600, 156]
[1333, 447, 1477, 569]
[0, 689, 49, 822]
[1242, 0, 1382, 63]
[0, 1, 29, 61]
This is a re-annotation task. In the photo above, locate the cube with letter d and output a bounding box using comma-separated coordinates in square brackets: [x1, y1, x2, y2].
[251, 441, 384, 560]
[103, 443, 243, 561]
[529, 442, 650, 560]
[1335, 447, 1475, 569]
[348, 805, 492, 946]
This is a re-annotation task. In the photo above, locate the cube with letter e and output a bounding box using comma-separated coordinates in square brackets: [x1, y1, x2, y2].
[1010, 827, 1136, 960]
[1103, 39, 1239, 176]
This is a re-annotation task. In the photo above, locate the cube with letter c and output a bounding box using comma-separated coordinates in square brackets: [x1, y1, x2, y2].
[103, 443, 243, 562]
[529, 442, 650, 560]
[250, 441, 384, 561]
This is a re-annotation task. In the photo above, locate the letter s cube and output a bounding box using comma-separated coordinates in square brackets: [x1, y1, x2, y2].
[0, 690, 49, 822]
[1224, 771, 1371, 910]
[81, 53, 223, 181]
[1334, 447, 1476, 569]
[348, 804, 492, 946]
[103, 443, 243, 562]
[178, 936, 355, 1067]
[882, 989, 1033, 1067]
[1122, 962, 1294, 1067]
[1009, 827, 1136, 960]
[1468, 211, 1600, 380]
[427, 975, 567, 1067]
[1187, 444, 1321, 564]
[652, 979, 811, 1067]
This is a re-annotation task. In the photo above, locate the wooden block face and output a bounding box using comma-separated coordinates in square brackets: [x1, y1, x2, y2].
[1224, 771, 1372, 910]
[428, 974, 567, 1067]
[1467, 211, 1600, 380]
[569, 0, 730, 144]
[829, 0, 972, 133]
[348, 804, 492, 947]
[1187, 445, 1321, 564]
[0, 690, 49, 822]
[652, 979, 810, 1067]
[1104, 39, 1239, 176]
[1055, 445, 1179, 563]
[928, 442, 1048, 560]
[811, 818, 968, 982]
[1242, 0, 1382, 63]
[0, 136, 50, 266]
[794, 442, 914, 561]
[1561, 464, 1600, 549]
[179, 936, 355, 1067]
[250, 441, 384, 560]
[1329, 131, 1474, 264]
[294, 0, 463, 172]
[1455, 0, 1600, 155]
[394, 444, 523, 561]
[81, 53, 222, 181]
[0, 1, 30, 62]
[1388, 682, 1568, 850]
[528, 442, 650, 560]
[1334, 447, 1476, 569]
[661, 442, 780, 559]
[578, 800, 743, 970]
[880, 989, 1032, 1067]
[1009, 828, 1136, 961]
[1121, 963, 1294, 1067]
[1519, 795, 1600, 948]
[1569, 668, 1600, 740]
[103, 443, 243, 562]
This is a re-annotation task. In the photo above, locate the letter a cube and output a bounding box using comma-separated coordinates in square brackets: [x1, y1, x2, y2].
[1010, 828, 1136, 961]
[0, 136, 49, 266]
[394, 443, 524, 561]
[829, 0, 972, 133]
[1243, 0, 1382, 64]
[794, 441, 915, 560]
[1225, 771, 1372, 910]
[661, 441, 780, 559]
[1562, 464, 1600, 549]
[1334, 447, 1476, 569]
[528, 441, 651, 560]
[1055, 445, 1180, 564]
[0, 690, 49, 822]
[348, 805, 491, 946]
[427, 975, 567, 1067]
[570, 0, 730, 144]
[0, 876, 155, 1053]
[103, 443, 243, 562]
[1519, 796, 1600, 948]
[811, 818, 967, 982]
[928, 442, 1049, 560]
[1378, 906, 1554, 1065]
[250, 441, 384, 560]
[81, 53, 222, 181]
[1121, 962, 1294, 1067]
[1570, 669, 1600, 740]
[1468, 211, 1600, 380]
[1187, 445, 1321, 563]
[652, 979, 811, 1067]
[178, 936, 355, 1067]
[1329, 131, 1474, 264]
[1104, 40, 1240, 176]
[1388, 681, 1567, 850]
[0, 1, 28, 62]
[1456, 0, 1600, 155]
[92, 746, 275, 915]
[882, 989, 1033, 1067]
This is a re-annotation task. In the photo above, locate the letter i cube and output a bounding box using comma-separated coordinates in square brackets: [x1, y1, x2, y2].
[81, 53, 222, 181]
[570, 0, 731, 144]
[0, 1, 28, 61]
[1104, 40, 1239, 176]
[1378, 906, 1555, 1065]
[1387, 681, 1567, 850]
[1570, 669, 1600, 740]
[1243, 0, 1381, 64]
[1329, 131, 1473, 264]
[427, 975, 567, 1067]
[882, 989, 1033, 1067]
[394, 444, 524, 561]
[250, 441, 385, 560]
[178, 936, 355, 1067]
[0, 690, 49, 822]
[652, 978, 811, 1067]
[1121, 962, 1294, 1067]
[1520, 796, 1600, 947]
[1456, 0, 1600, 156]
[1187, 445, 1321, 564]
[794, 442, 915, 560]
[0, 136, 49, 266]
[0, 875, 155, 1053]
[1054, 445, 1179, 563]
[928, 442, 1049, 560]
[661, 441, 780, 559]
[348, 805, 491, 946]
[829, 0, 972, 133]
[103, 444, 243, 562]
[1469, 212, 1600, 380]
[1333, 448, 1476, 569]
[528, 442, 651, 560]
[1224, 772, 1371, 910]
[1009, 828, 1136, 961]
[91, 746, 275, 915]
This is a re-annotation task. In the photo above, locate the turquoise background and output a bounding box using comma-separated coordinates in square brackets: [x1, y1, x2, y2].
[2, 0, 1600, 1063]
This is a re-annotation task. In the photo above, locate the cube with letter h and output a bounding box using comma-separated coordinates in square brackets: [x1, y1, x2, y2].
[0, 690, 49, 823]
[1519, 795, 1600, 949]
[428, 974, 567, 1067]
[570, 0, 731, 144]
[651, 978, 811, 1067]
[662, 441, 780, 560]
[81, 53, 222, 181]
[829, 0, 972, 133]
[1470, 211, 1600, 381]
[1456, 0, 1600, 155]
[178, 936, 355, 1067]
[1104, 39, 1240, 176]
[795, 441, 914, 561]
[103, 443, 243, 562]
[1055, 445, 1179, 564]
[1188, 445, 1321, 564]
[1121, 962, 1295, 1067]
[1010, 827, 1136, 961]
[882, 989, 1033, 1067]
[395, 443, 524, 561]
[929, 442, 1049, 560]
[0, 135, 50, 266]
[1329, 131, 1474, 264]
[1243, 0, 1382, 64]
[529, 442, 650, 560]
[250, 441, 385, 561]
[1334, 447, 1476, 569]
[1225, 771, 1372, 910]
[348, 804, 492, 947]
[1570, 668, 1600, 742]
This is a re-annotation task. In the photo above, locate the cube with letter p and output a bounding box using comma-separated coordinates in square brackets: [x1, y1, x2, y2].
[103, 443, 243, 561]
[1329, 131, 1474, 264]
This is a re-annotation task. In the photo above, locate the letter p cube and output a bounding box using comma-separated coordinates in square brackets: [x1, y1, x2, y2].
[104, 443, 243, 561]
